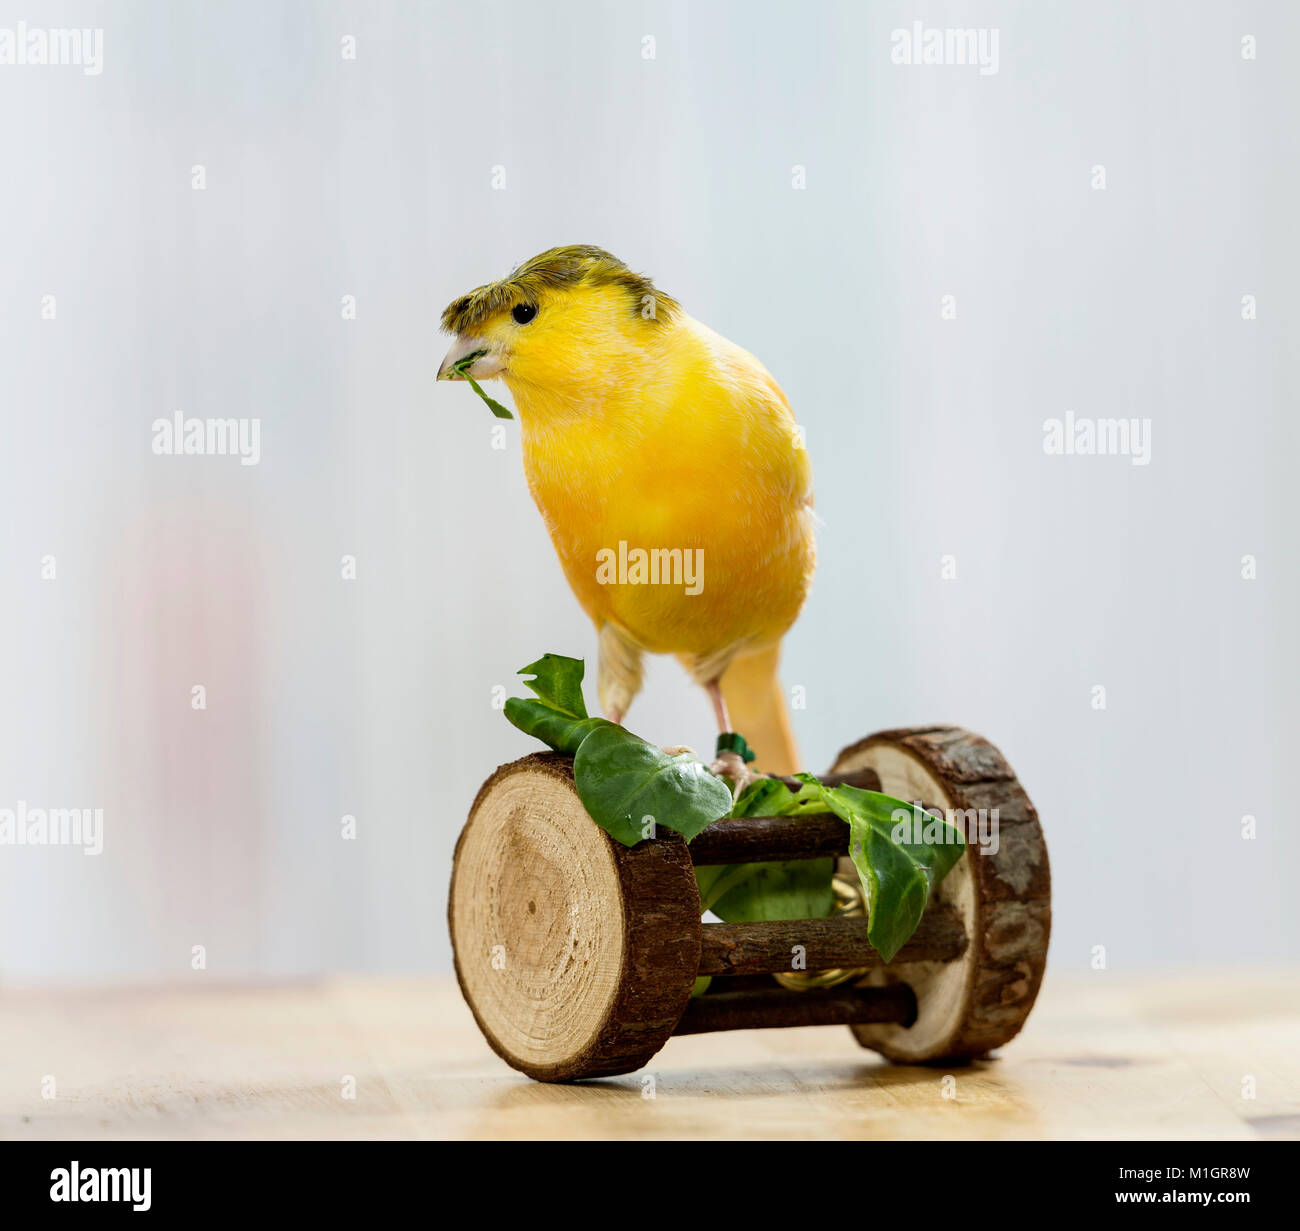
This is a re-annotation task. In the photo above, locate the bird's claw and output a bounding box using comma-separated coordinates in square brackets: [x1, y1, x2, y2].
[708, 749, 761, 798]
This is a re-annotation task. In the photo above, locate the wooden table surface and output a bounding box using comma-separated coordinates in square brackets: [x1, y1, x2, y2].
[2, 972, 1298, 1140]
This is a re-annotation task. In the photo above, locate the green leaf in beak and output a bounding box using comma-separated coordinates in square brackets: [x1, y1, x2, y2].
[454, 355, 513, 419]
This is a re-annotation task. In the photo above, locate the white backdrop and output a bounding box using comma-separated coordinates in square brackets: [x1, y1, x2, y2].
[1, 0, 1296, 980]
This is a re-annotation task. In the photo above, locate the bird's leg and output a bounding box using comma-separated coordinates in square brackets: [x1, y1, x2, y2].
[598, 623, 696, 755]
[597, 623, 644, 728]
[705, 678, 760, 796]
[706, 679, 731, 732]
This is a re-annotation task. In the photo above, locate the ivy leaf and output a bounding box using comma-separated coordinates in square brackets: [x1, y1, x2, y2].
[573, 723, 732, 846]
[503, 655, 608, 755]
[731, 774, 824, 817]
[502, 655, 731, 847]
[696, 859, 834, 923]
[503, 698, 610, 758]
[517, 653, 588, 719]
[702, 776, 835, 922]
[817, 785, 966, 962]
[710, 775, 964, 958]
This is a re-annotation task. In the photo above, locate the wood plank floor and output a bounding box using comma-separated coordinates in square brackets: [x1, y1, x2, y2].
[2, 972, 1297, 1140]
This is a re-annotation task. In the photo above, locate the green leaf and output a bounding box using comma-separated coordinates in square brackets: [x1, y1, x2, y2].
[709, 774, 963, 955]
[517, 654, 588, 718]
[731, 775, 824, 817]
[502, 655, 606, 755]
[694, 864, 751, 913]
[696, 859, 834, 923]
[501, 653, 727, 846]
[503, 698, 610, 758]
[701, 776, 834, 922]
[728, 777, 787, 817]
[573, 723, 732, 846]
[454, 356, 513, 419]
[817, 785, 965, 962]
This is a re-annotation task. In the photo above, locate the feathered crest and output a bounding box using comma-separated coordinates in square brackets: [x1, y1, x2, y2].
[441, 245, 679, 334]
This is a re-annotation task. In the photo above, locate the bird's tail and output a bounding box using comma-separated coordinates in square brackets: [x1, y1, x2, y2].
[720, 642, 801, 776]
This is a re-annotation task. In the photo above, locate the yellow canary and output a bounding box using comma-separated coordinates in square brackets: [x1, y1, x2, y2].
[439, 246, 814, 775]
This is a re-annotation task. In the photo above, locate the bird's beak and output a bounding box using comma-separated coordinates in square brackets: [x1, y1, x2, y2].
[437, 335, 506, 382]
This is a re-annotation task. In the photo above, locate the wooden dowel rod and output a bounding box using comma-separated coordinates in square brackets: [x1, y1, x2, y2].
[697, 902, 967, 977]
[673, 982, 917, 1035]
[689, 814, 848, 865]
[768, 768, 881, 793]
[691, 775, 948, 868]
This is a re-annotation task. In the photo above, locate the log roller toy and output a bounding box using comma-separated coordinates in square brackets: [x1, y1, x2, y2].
[449, 726, 1050, 1082]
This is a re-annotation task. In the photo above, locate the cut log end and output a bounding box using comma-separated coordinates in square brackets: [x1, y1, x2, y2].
[448, 753, 701, 1082]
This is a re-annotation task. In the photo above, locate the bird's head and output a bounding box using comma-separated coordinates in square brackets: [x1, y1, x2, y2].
[438, 245, 680, 400]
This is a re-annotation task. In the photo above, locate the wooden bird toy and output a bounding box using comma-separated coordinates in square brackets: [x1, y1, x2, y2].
[449, 725, 1050, 1082]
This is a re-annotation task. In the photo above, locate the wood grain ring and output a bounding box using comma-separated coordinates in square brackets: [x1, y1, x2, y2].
[449, 752, 702, 1082]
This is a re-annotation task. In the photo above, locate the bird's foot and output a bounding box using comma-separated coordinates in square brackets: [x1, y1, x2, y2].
[661, 744, 695, 757]
[708, 749, 761, 797]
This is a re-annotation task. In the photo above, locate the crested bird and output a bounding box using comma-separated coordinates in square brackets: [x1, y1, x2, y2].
[438, 245, 815, 780]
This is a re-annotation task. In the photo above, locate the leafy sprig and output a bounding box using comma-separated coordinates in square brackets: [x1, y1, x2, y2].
[505, 654, 732, 845]
[729, 772, 965, 962]
[502, 653, 965, 962]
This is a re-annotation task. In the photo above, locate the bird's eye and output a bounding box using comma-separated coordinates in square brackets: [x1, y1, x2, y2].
[512, 302, 538, 325]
